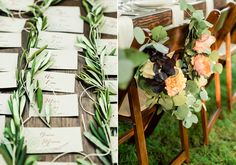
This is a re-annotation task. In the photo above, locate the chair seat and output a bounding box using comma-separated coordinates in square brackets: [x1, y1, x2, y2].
[218, 42, 236, 59]
[119, 88, 148, 117]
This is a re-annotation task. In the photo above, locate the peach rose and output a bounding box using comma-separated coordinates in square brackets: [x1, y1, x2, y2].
[140, 60, 155, 79]
[165, 68, 187, 97]
[192, 55, 212, 77]
[193, 34, 216, 53]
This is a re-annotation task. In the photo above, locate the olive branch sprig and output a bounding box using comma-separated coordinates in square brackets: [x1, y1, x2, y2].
[76, 0, 116, 164]
[0, 1, 61, 164]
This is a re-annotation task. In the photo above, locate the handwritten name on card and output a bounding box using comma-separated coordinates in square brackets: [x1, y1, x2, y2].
[37, 32, 82, 51]
[99, 0, 117, 13]
[24, 127, 83, 153]
[45, 6, 84, 33]
[29, 48, 78, 70]
[0, 94, 11, 115]
[0, 53, 18, 71]
[37, 162, 77, 165]
[29, 94, 79, 117]
[1, 0, 34, 11]
[0, 33, 21, 48]
[99, 17, 117, 36]
[0, 16, 26, 32]
[110, 104, 118, 128]
[103, 56, 118, 75]
[97, 39, 117, 55]
[35, 71, 75, 93]
[0, 71, 17, 89]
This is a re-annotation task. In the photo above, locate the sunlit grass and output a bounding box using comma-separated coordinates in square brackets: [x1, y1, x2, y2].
[119, 55, 236, 165]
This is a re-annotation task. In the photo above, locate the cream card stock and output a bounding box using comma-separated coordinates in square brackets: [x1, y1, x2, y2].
[29, 94, 79, 117]
[37, 32, 82, 51]
[0, 16, 26, 32]
[99, 0, 117, 13]
[0, 71, 17, 88]
[0, 116, 5, 142]
[0, 53, 18, 71]
[35, 71, 75, 93]
[24, 127, 83, 153]
[37, 162, 77, 165]
[97, 39, 117, 55]
[45, 6, 84, 33]
[99, 17, 117, 35]
[29, 48, 78, 70]
[103, 56, 118, 75]
[0, 33, 21, 48]
[0, 94, 11, 115]
[110, 104, 118, 128]
[1, 0, 34, 11]
[111, 136, 118, 164]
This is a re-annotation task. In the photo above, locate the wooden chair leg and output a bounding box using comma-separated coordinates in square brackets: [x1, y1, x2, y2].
[201, 107, 209, 145]
[226, 32, 233, 111]
[179, 121, 190, 164]
[128, 79, 149, 165]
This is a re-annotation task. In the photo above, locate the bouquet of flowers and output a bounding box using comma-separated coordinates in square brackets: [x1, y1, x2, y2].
[134, 1, 223, 128]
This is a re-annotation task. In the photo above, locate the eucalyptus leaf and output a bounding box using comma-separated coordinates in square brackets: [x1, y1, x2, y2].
[213, 63, 223, 74]
[173, 91, 186, 106]
[174, 104, 189, 120]
[151, 26, 167, 42]
[134, 27, 146, 44]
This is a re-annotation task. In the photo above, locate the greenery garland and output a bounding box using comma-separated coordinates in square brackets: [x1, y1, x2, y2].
[0, 0, 62, 164]
[76, 0, 115, 164]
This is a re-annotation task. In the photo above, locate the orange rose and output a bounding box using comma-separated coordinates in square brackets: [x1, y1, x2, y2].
[193, 34, 215, 53]
[192, 55, 212, 77]
[165, 68, 187, 97]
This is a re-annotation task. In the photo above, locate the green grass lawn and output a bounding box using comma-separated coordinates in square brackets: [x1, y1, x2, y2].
[119, 56, 236, 165]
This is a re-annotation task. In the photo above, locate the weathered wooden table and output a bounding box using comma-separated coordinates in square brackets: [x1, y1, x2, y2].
[0, 0, 117, 164]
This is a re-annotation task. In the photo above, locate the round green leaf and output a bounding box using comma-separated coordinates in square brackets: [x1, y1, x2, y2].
[133, 27, 145, 44]
[213, 63, 223, 74]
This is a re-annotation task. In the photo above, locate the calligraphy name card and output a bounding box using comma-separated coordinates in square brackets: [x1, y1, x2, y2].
[0, 94, 11, 115]
[1, 0, 34, 11]
[29, 48, 78, 70]
[0, 16, 26, 32]
[109, 104, 118, 128]
[0, 71, 17, 89]
[29, 94, 79, 117]
[45, 6, 84, 34]
[99, 17, 117, 36]
[103, 56, 118, 76]
[0, 33, 21, 48]
[98, 0, 117, 13]
[37, 162, 77, 165]
[24, 127, 83, 153]
[37, 32, 82, 51]
[35, 71, 75, 93]
[0, 53, 18, 71]
[97, 39, 117, 55]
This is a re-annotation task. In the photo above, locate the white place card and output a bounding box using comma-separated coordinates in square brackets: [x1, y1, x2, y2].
[0, 16, 26, 32]
[0, 53, 18, 71]
[0, 155, 7, 165]
[37, 32, 82, 51]
[97, 39, 117, 55]
[45, 6, 84, 33]
[0, 116, 5, 142]
[103, 56, 118, 75]
[29, 48, 78, 70]
[37, 162, 77, 165]
[35, 71, 75, 93]
[99, 17, 117, 36]
[0, 71, 17, 89]
[99, 0, 117, 13]
[24, 127, 83, 153]
[110, 104, 118, 128]
[0, 94, 11, 115]
[0, 33, 21, 48]
[1, 0, 34, 11]
[111, 136, 118, 164]
[29, 94, 79, 117]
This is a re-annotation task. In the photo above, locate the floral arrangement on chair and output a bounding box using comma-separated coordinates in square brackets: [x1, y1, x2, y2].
[134, 0, 223, 128]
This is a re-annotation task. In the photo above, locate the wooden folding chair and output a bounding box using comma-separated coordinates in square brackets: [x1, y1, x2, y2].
[201, 2, 236, 145]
